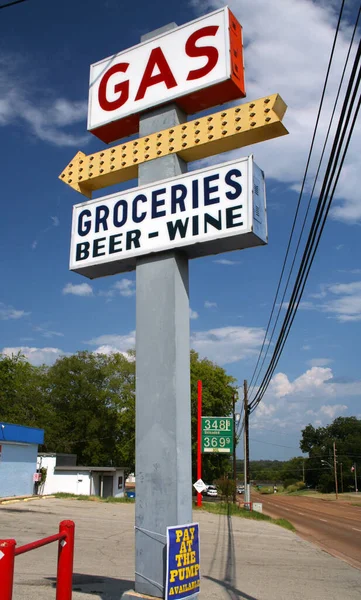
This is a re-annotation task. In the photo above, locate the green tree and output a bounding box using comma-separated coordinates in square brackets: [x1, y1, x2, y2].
[0, 353, 52, 431]
[45, 351, 135, 473]
[300, 417, 361, 492]
[190, 350, 236, 484]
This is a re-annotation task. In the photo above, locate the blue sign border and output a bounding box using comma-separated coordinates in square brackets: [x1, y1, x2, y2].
[165, 522, 200, 600]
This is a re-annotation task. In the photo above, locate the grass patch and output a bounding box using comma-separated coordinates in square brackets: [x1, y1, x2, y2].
[195, 501, 295, 531]
[54, 493, 134, 503]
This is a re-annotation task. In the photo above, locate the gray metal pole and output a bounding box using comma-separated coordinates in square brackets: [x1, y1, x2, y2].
[132, 23, 193, 599]
[243, 380, 248, 503]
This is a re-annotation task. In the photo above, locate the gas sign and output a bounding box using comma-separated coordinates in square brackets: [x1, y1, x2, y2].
[88, 7, 245, 143]
[202, 417, 234, 454]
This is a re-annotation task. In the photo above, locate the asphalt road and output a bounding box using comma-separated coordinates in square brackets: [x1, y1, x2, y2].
[252, 491, 361, 569]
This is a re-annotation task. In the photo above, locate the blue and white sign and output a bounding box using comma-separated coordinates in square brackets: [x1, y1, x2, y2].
[165, 522, 200, 600]
[70, 155, 267, 279]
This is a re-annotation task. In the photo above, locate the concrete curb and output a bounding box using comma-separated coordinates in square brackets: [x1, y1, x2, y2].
[0, 495, 55, 505]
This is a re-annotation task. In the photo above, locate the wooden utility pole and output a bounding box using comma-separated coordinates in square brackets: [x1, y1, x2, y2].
[333, 441, 339, 500]
[243, 380, 250, 503]
[340, 462, 344, 493]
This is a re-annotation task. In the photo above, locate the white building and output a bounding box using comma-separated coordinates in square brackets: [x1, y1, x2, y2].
[37, 454, 126, 498]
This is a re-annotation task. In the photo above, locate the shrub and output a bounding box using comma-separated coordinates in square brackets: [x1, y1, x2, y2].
[283, 478, 298, 488]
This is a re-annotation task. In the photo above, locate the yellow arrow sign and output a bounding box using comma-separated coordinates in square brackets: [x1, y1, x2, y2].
[60, 93, 288, 199]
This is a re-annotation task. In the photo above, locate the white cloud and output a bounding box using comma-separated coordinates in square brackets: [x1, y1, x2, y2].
[62, 283, 93, 297]
[51, 216, 60, 227]
[1, 346, 66, 366]
[113, 279, 135, 297]
[191, 0, 361, 224]
[269, 367, 334, 399]
[287, 281, 361, 322]
[214, 259, 240, 265]
[191, 325, 266, 364]
[307, 358, 333, 368]
[31, 240, 37, 250]
[0, 303, 30, 320]
[33, 325, 64, 339]
[99, 279, 136, 299]
[319, 404, 348, 419]
[0, 57, 88, 146]
[190, 308, 199, 320]
[301, 345, 311, 351]
[204, 301, 217, 309]
[86, 332, 136, 356]
[251, 366, 360, 437]
[321, 281, 361, 322]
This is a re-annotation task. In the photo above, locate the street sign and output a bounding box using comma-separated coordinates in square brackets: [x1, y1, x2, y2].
[69, 156, 267, 279]
[88, 8, 245, 142]
[202, 417, 233, 453]
[193, 479, 207, 494]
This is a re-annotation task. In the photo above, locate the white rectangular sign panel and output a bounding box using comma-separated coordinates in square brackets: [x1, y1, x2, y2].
[70, 155, 267, 279]
[88, 7, 245, 143]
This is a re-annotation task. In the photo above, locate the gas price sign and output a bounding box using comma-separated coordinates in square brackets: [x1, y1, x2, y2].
[201, 417, 233, 454]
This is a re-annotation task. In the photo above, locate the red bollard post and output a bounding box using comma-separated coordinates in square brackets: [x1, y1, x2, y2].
[56, 520, 75, 600]
[0, 539, 16, 600]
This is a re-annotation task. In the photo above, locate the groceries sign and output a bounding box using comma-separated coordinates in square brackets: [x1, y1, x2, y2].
[70, 156, 266, 279]
[88, 7, 245, 143]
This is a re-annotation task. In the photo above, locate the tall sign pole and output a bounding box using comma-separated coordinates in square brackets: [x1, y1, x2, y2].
[134, 24, 192, 599]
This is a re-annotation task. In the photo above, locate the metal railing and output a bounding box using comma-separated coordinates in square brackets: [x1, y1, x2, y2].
[0, 520, 75, 600]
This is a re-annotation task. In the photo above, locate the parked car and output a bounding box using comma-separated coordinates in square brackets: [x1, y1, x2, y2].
[206, 485, 218, 497]
[237, 486, 244, 494]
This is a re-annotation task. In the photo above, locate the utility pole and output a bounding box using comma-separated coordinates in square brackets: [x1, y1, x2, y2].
[340, 462, 344, 494]
[302, 459, 305, 483]
[233, 391, 237, 503]
[333, 441, 339, 500]
[243, 380, 250, 504]
[353, 463, 358, 493]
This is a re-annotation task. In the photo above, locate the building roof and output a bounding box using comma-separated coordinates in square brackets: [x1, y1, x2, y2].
[0, 422, 44, 445]
[54, 466, 125, 472]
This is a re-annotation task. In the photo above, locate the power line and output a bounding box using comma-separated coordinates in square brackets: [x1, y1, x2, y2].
[249, 35, 361, 413]
[0, 0, 29, 9]
[247, 0, 348, 398]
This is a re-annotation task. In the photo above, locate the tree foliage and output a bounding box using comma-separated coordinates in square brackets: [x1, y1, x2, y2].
[300, 417, 361, 492]
[0, 350, 236, 482]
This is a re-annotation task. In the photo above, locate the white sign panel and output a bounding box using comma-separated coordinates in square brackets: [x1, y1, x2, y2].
[88, 7, 245, 142]
[193, 479, 207, 493]
[70, 156, 267, 279]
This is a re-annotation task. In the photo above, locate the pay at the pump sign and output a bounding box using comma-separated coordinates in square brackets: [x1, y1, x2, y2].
[165, 523, 200, 600]
[70, 156, 267, 279]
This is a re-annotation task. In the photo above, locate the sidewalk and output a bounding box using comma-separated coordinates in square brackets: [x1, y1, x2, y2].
[1, 498, 360, 599]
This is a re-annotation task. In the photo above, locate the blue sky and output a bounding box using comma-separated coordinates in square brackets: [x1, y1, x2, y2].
[1, 0, 360, 460]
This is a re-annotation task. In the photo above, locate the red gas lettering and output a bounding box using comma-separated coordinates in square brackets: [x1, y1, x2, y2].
[98, 63, 130, 111]
[135, 47, 177, 101]
[186, 25, 219, 81]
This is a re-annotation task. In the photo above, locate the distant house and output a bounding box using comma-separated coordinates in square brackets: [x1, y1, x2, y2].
[0, 422, 44, 498]
[37, 453, 126, 498]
